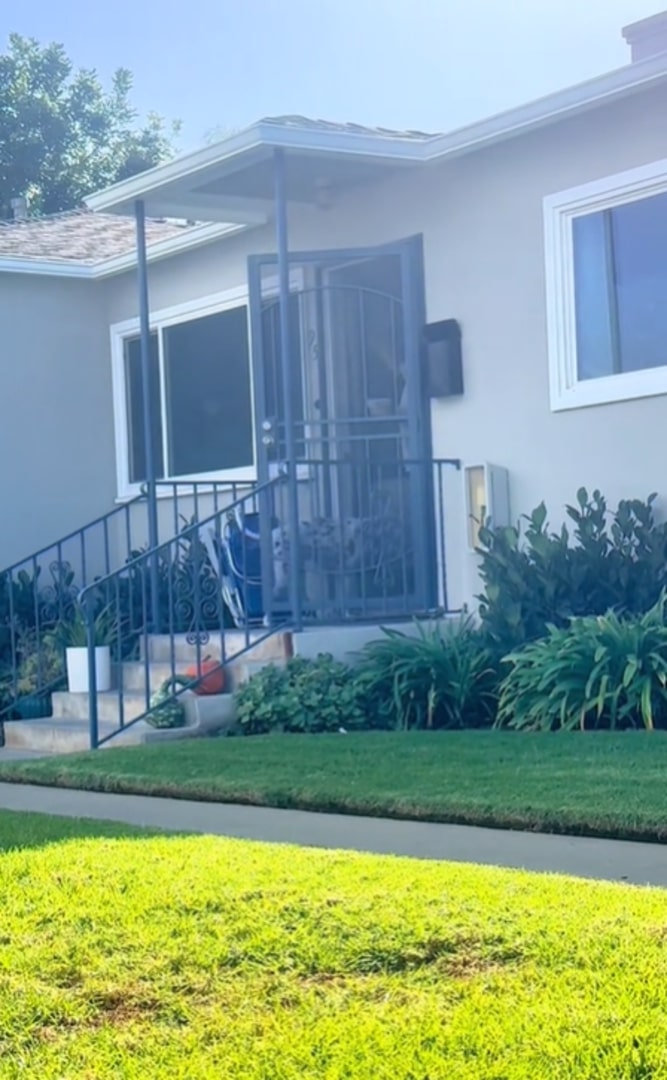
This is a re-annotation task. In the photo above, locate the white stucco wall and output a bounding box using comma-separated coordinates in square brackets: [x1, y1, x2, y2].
[4, 81, 667, 609]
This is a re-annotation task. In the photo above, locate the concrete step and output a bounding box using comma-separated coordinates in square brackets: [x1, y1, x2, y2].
[4, 691, 239, 754]
[52, 686, 238, 730]
[52, 690, 150, 723]
[113, 655, 286, 695]
[115, 661, 185, 693]
[142, 631, 292, 665]
[3, 718, 116, 754]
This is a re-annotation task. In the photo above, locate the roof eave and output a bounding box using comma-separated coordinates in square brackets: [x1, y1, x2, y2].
[85, 122, 434, 217]
[86, 52, 667, 219]
[427, 51, 667, 161]
[0, 221, 249, 279]
[0, 257, 91, 278]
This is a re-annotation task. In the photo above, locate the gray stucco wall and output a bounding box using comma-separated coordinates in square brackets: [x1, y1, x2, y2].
[4, 81, 667, 608]
[105, 82, 667, 607]
[0, 274, 116, 567]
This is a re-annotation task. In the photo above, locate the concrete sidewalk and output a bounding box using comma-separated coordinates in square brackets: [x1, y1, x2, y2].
[0, 781, 665, 886]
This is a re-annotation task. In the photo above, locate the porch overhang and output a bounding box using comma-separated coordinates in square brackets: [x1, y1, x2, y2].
[85, 119, 428, 225]
[85, 50, 667, 226]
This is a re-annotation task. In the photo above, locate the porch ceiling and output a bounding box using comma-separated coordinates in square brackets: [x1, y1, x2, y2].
[85, 119, 427, 225]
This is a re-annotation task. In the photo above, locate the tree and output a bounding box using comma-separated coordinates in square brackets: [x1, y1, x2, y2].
[0, 34, 180, 219]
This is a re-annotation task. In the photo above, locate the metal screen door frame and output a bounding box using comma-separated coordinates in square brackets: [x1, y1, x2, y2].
[247, 234, 435, 622]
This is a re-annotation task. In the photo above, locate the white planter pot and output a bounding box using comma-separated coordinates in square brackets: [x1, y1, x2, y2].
[66, 646, 112, 694]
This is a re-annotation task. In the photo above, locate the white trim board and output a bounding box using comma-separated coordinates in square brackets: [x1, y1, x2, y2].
[110, 271, 305, 499]
[110, 284, 257, 500]
[544, 156, 667, 412]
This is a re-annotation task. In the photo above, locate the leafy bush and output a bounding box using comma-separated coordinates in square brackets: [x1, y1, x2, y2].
[356, 619, 499, 730]
[477, 489, 667, 651]
[15, 631, 65, 698]
[497, 595, 667, 731]
[235, 654, 369, 735]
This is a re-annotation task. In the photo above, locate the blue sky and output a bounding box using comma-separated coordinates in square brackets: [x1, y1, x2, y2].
[2, 0, 663, 150]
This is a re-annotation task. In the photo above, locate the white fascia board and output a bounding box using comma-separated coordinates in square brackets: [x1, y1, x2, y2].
[426, 53, 667, 161]
[7, 54, 667, 279]
[86, 54, 667, 218]
[0, 257, 91, 278]
[85, 127, 268, 214]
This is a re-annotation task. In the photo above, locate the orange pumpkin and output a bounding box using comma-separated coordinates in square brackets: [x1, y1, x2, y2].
[185, 657, 225, 696]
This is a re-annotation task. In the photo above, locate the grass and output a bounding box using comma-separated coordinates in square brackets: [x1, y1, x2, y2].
[2, 822, 667, 1077]
[0, 808, 153, 851]
[2, 731, 667, 841]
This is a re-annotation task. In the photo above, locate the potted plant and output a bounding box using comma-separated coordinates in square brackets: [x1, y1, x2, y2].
[51, 604, 117, 694]
[14, 632, 65, 718]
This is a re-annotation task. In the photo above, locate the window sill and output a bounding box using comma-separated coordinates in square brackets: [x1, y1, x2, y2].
[551, 367, 667, 412]
[114, 465, 314, 504]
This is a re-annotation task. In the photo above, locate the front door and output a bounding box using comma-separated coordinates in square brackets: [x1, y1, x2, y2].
[248, 236, 434, 622]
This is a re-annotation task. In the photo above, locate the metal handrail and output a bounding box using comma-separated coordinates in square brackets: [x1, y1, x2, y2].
[0, 493, 146, 723]
[0, 494, 145, 580]
[80, 476, 285, 748]
[81, 480, 279, 598]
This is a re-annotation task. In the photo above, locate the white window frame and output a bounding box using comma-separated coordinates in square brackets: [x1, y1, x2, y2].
[110, 273, 304, 499]
[544, 156, 667, 412]
[111, 285, 258, 499]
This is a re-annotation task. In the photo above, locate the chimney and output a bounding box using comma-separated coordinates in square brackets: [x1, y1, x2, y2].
[623, 10, 667, 62]
[10, 196, 28, 222]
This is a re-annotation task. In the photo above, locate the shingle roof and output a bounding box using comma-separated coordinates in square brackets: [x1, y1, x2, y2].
[263, 114, 439, 140]
[0, 207, 192, 264]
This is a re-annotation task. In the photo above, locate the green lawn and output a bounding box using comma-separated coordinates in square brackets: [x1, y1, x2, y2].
[1, 819, 667, 1077]
[2, 731, 667, 840]
[0, 808, 152, 851]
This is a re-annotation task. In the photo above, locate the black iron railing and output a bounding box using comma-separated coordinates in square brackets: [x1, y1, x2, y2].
[152, 479, 257, 544]
[3, 457, 460, 747]
[80, 478, 286, 748]
[268, 457, 461, 623]
[0, 496, 145, 724]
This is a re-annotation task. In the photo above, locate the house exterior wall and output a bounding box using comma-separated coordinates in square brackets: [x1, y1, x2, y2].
[418, 82, 667, 608]
[0, 274, 116, 568]
[4, 81, 667, 613]
[104, 81, 667, 607]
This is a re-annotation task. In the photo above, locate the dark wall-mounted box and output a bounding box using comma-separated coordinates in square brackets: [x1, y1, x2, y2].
[422, 319, 463, 398]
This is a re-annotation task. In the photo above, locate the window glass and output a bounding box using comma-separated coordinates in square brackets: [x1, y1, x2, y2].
[573, 190, 667, 381]
[163, 307, 253, 477]
[123, 332, 163, 484]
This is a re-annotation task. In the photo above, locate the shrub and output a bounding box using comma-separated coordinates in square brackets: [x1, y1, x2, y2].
[356, 618, 499, 731]
[496, 594, 667, 732]
[15, 632, 65, 698]
[477, 489, 667, 652]
[235, 654, 368, 735]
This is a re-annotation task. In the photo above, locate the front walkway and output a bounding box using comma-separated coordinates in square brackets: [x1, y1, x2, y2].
[0, 781, 666, 886]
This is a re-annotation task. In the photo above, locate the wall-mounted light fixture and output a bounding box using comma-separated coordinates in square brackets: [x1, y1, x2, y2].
[464, 464, 510, 550]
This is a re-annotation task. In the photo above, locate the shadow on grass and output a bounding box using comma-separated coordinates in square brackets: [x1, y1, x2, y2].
[0, 808, 179, 853]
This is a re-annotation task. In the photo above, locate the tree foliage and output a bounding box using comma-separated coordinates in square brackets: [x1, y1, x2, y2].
[0, 34, 179, 218]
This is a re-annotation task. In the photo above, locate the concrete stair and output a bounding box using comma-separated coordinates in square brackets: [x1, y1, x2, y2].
[2, 630, 292, 755]
[143, 631, 292, 666]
